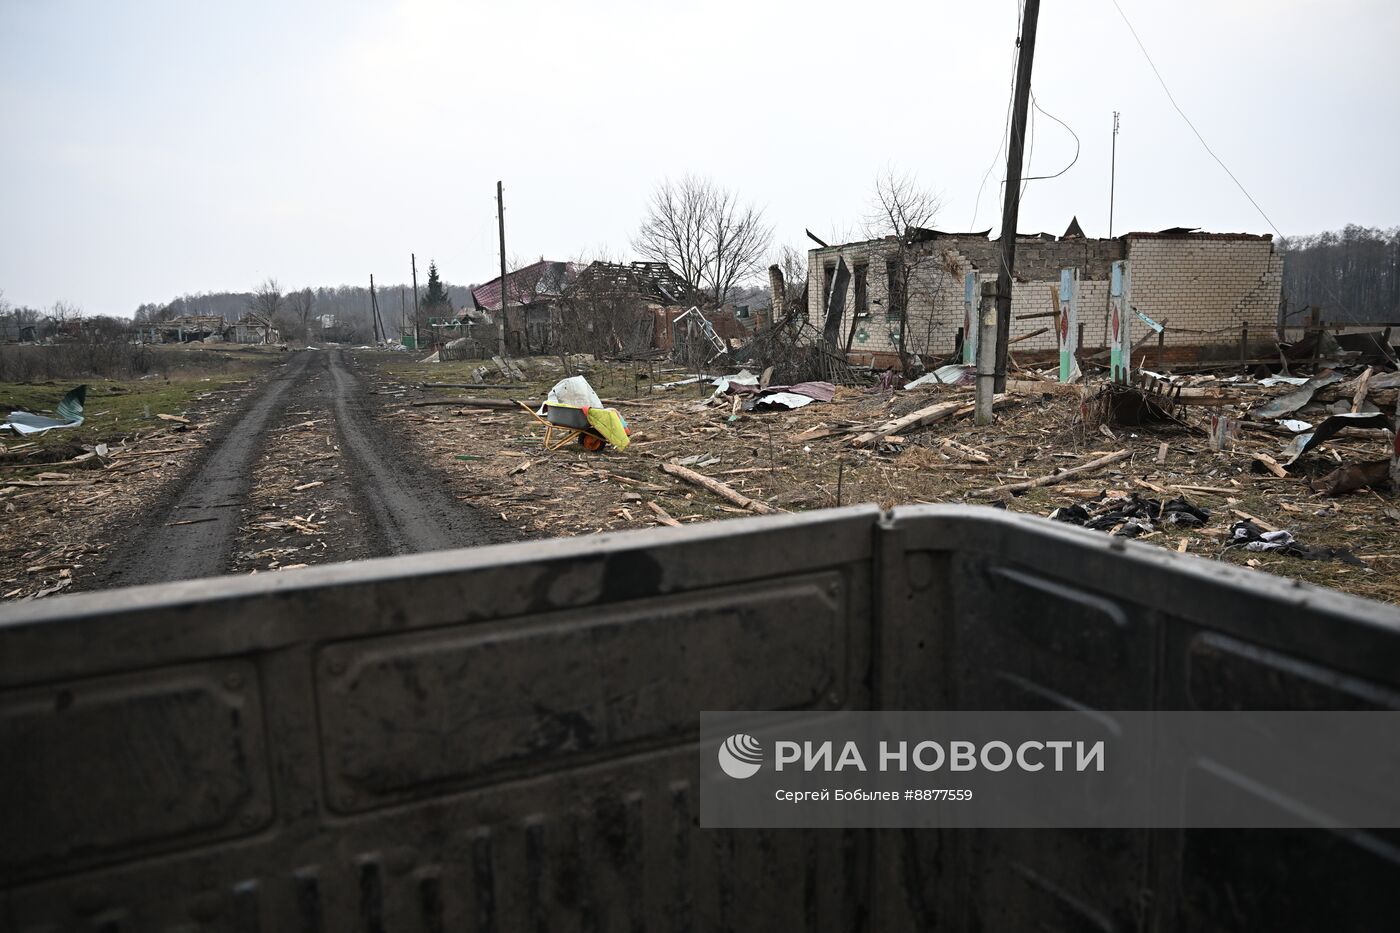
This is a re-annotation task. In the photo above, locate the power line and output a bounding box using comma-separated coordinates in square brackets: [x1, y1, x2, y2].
[970, 0, 1026, 231]
[1108, 0, 1281, 237]
[1022, 94, 1080, 182]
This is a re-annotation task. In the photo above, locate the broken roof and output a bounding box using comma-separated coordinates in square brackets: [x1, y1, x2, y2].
[471, 260, 577, 312]
[566, 261, 696, 305]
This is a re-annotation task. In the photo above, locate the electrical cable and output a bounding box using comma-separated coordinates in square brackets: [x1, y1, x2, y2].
[1108, 0, 1281, 237]
[1022, 94, 1080, 182]
[970, 0, 1026, 231]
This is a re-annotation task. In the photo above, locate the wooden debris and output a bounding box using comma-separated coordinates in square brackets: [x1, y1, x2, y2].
[646, 501, 681, 527]
[1351, 367, 1373, 413]
[851, 396, 1006, 448]
[971, 449, 1131, 498]
[292, 481, 324, 492]
[1155, 442, 1169, 465]
[941, 438, 991, 463]
[1230, 508, 1279, 533]
[412, 398, 524, 409]
[1252, 452, 1289, 479]
[157, 413, 191, 424]
[661, 461, 780, 514]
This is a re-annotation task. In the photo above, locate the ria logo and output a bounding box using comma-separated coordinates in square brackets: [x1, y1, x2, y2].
[718, 733, 763, 779]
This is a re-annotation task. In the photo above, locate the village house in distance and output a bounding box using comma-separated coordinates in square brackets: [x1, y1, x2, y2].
[806, 222, 1284, 369]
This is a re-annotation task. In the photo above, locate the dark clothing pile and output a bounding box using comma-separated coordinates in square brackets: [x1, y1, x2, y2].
[1050, 493, 1210, 538]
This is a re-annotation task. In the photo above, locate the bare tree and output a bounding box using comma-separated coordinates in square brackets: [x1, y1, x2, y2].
[861, 168, 943, 372]
[249, 277, 284, 323]
[634, 175, 772, 307]
[287, 287, 315, 340]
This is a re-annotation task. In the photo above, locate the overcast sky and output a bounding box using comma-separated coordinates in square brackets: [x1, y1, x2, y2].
[2, 0, 1397, 315]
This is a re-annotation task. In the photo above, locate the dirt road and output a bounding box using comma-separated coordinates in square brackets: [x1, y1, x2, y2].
[101, 349, 517, 587]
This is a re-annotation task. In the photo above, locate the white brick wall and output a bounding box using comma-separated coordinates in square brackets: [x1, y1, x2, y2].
[806, 233, 1282, 359]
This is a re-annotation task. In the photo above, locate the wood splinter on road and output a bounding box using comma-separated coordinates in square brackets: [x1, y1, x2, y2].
[660, 461, 780, 515]
[971, 449, 1132, 498]
[292, 481, 324, 492]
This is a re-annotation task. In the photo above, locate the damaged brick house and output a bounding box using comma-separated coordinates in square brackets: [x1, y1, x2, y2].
[470, 260, 578, 354]
[806, 224, 1284, 369]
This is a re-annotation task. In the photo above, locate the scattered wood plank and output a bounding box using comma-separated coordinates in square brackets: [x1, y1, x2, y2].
[971, 449, 1131, 498]
[156, 413, 191, 424]
[1252, 452, 1289, 479]
[1004, 379, 1080, 396]
[851, 396, 1007, 448]
[1155, 442, 1169, 465]
[1008, 327, 1050, 345]
[941, 438, 991, 463]
[411, 398, 524, 409]
[647, 501, 681, 527]
[1351, 366, 1373, 413]
[660, 461, 780, 514]
[292, 481, 324, 492]
[1230, 508, 1279, 532]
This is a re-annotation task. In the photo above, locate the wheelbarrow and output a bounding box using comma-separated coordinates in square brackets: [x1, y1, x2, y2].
[517, 401, 629, 452]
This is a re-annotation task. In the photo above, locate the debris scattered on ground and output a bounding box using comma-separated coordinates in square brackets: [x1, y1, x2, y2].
[359, 341, 1400, 604]
[1227, 520, 1365, 565]
[1, 385, 86, 435]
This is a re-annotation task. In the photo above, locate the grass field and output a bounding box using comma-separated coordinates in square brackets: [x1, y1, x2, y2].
[0, 344, 284, 463]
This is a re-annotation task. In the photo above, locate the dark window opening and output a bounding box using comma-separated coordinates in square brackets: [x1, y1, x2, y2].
[886, 258, 906, 318]
[854, 263, 869, 316]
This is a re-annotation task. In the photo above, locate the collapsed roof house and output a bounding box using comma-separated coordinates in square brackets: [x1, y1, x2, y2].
[806, 224, 1285, 370]
[134, 314, 228, 344]
[471, 260, 578, 355]
[225, 313, 281, 345]
[561, 261, 697, 357]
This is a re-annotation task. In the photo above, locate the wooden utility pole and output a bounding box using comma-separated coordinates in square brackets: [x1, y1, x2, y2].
[992, 0, 1040, 393]
[496, 180, 509, 359]
[410, 253, 421, 348]
[369, 275, 381, 343]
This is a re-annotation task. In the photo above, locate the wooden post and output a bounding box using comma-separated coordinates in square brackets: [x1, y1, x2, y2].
[369, 275, 381, 343]
[1239, 322, 1248, 367]
[411, 253, 421, 349]
[993, 0, 1041, 392]
[1077, 321, 1086, 375]
[496, 181, 508, 359]
[1157, 324, 1165, 368]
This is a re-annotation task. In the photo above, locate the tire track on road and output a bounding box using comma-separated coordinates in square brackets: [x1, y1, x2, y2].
[326, 349, 519, 554]
[102, 351, 313, 587]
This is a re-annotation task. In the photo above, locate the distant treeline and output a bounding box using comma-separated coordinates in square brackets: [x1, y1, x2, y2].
[1279, 225, 1399, 324]
[133, 283, 477, 338]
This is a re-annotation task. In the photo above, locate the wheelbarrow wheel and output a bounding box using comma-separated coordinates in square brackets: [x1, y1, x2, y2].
[579, 433, 604, 451]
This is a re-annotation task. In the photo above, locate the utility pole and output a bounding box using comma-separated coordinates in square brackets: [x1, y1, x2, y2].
[410, 253, 421, 349]
[369, 275, 381, 343]
[1109, 111, 1121, 238]
[496, 180, 508, 359]
[992, 0, 1040, 394]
